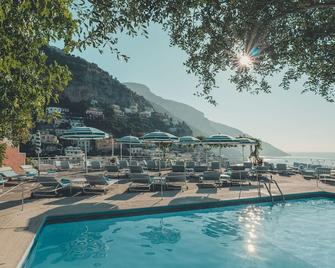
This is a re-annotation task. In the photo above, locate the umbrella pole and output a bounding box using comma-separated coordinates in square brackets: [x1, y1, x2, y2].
[242, 146, 245, 162]
[130, 143, 132, 161]
[120, 143, 123, 160]
[112, 136, 114, 156]
[84, 140, 88, 174]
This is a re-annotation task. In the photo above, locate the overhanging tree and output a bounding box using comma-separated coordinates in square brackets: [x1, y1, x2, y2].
[1, 0, 334, 150]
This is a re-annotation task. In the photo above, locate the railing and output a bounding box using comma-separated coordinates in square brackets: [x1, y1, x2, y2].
[0, 181, 26, 211]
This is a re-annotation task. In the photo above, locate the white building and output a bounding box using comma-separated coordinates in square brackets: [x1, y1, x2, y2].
[64, 146, 84, 157]
[125, 104, 139, 114]
[112, 104, 124, 117]
[86, 108, 104, 119]
[31, 132, 58, 144]
[46, 107, 69, 115]
[139, 111, 152, 118]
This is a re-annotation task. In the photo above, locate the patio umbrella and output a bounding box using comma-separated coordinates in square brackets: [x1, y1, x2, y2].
[237, 137, 257, 162]
[179, 136, 200, 145]
[203, 134, 238, 165]
[117, 135, 142, 161]
[179, 136, 200, 158]
[141, 131, 178, 170]
[60, 127, 109, 173]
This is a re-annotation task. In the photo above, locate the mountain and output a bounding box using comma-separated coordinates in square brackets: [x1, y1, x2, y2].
[124, 82, 289, 157]
[44, 47, 192, 137]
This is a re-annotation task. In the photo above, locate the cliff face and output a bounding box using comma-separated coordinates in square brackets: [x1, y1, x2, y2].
[46, 47, 149, 110]
[44, 47, 192, 137]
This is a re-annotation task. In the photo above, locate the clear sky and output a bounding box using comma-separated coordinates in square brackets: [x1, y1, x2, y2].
[68, 24, 335, 153]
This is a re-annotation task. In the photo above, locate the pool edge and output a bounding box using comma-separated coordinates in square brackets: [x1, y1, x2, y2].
[18, 190, 335, 267]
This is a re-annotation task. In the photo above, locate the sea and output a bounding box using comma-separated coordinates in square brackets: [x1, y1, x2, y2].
[263, 152, 335, 168]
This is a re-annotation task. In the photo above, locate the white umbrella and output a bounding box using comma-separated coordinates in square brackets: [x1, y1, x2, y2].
[60, 127, 109, 173]
[117, 135, 142, 161]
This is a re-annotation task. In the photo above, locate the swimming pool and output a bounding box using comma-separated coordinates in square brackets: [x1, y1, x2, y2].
[24, 197, 335, 268]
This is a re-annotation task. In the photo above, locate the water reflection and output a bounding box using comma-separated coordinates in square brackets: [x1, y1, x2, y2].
[32, 222, 113, 266]
[202, 214, 241, 239]
[140, 219, 181, 245]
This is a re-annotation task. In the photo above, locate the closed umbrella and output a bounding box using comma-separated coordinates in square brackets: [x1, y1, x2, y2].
[117, 135, 142, 161]
[60, 127, 109, 173]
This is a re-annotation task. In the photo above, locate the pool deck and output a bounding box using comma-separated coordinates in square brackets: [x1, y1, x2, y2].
[1, 173, 335, 267]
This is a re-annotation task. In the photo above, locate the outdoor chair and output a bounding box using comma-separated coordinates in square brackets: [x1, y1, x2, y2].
[147, 160, 158, 171]
[165, 172, 187, 191]
[228, 170, 251, 186]
[31, 176, 71, 197]
[0, 167, 25, 181]
[129, 165, 144, 174]
[119, 160, 129, 170]
[199, 171, 221, 188]
[58, 161, 73, 171]
[88, 160, 103, 171]
[129, 160, 138, 166]
[128, 173, 153, 192]
[172, 165, 186, 173]
[84, 175, 118, 194]
[186, 161, 195, 170]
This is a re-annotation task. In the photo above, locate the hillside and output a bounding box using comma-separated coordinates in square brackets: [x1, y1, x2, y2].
[44, 47, 192, 137]
[124, 82, 289, 157]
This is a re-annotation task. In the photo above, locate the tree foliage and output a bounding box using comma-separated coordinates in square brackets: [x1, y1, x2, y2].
[1, 0, 334, 148]
[76, 0, 334, 104]
[0, 1, 74, 144]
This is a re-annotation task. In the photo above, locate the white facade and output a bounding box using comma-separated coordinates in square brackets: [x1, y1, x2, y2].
[64, 146, 84, 157]
[46, 107, 69, 114]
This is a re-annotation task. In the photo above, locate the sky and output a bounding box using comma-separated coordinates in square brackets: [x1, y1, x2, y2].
[67, 24, 335, 153]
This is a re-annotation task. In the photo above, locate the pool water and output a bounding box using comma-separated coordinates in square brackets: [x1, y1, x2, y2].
[24, 198, 335, 268]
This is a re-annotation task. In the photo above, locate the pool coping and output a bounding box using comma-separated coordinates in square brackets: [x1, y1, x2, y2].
[18, 190, 335, 267]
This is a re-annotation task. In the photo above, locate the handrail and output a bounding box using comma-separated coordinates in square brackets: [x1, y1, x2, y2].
[263, 182, 274, 203]
[0, 181, 26, 211]
[273, 179, 285, 201]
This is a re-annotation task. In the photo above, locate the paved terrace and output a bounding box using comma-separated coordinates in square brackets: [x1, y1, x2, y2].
[1, 173, 335, 267]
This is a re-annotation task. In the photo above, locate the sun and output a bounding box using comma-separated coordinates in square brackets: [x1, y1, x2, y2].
[238, 54, 253, 68]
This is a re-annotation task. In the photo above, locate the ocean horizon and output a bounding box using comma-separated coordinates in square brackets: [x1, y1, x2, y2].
[263, 152, 335, 167]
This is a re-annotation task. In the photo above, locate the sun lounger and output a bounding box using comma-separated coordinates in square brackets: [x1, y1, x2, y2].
[302, 169, 316, 179]
[276, 163, 289, 176]
[211, 161, 221, 170]
[0, 167, 26, 181]
[165, 172, 187, 190]
[31, 176, 71, 197]
[186, 161, 195, 170]
[21, 165, 38, 177]
[128, 173, 153, 192]
[172, 165, 186, 173]
[228, 170, 251, 186]
[119, 160, 129, 170]
[315, 167, 331, 177]
[199, 171, 221, 188]
[58, 161, 73, 171]
[88, 160, 103, 171]
[243, 162, 253, 169]
[194, 165, 208, 173]
[147, 160, 158, 171]
[129, 160, 138, 166]
[129, 165, 144, 174]
[105, 165, 125, 179]
[84, 175, 118, 194]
